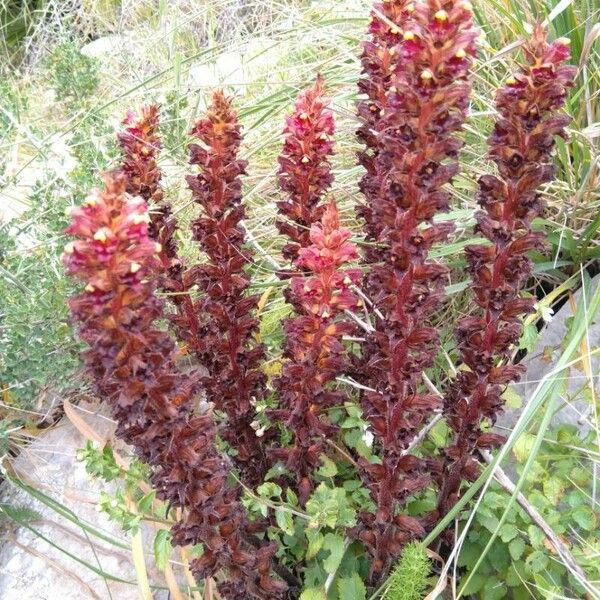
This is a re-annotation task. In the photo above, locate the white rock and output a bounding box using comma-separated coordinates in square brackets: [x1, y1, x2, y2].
[0, 403, 172, 600]
[80, 35, 124, 59]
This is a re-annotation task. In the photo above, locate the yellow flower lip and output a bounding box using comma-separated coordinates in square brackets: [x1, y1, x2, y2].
[556, 37, 571, 45]
[406, 3, 415, 12]
[420, 69, 434, 80]
[154, 242, 162, 253]
[403, 31, 415, 41]
[130, 262, 142, 274]
[93, 228, 110, 242]
[84, 195, 97, 207]
[85, 284, 95, 293]
[506, 76, 517, 85]
[64, 241, 75, 254]
[434, 9, 448, 20]
[455, 48, 467, 58]
[299, 112, 309, 120]
[301, 155, 310, 164]
[460, 1, 473, 11]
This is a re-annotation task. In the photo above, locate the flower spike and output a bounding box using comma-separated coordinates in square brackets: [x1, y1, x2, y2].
[276, 76, 335, 262]
[438, 25, 576, 516]
[117, 105, 201, 352]
[353, 0, 479, 581]
[186, 90, 270, 487]
[269, 200, 361, 504]
[64, 172, 286, 600]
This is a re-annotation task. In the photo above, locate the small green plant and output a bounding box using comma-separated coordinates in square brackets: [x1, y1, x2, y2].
[458, 423, 599, 599]
[384, 543, 431, 600]
[44, 40, 99, 106]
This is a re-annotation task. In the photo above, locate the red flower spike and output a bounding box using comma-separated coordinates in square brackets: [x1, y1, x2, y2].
[356, 0, 416, 263]
[269, 200, 360, 504]
[117, 105, 202, 356]
[353, 0, 478, 581]
[118, 105, 163, 205]
[276, 76, 335, 262]
[438, 25, 576, 517]
[186, 91, 270, 488]
[64, 172, 286, 600]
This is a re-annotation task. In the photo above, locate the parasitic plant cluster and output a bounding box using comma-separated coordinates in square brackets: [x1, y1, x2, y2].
[354, 0, 479, 580]
[276, 76, 336, 263]
[270, 200, 361, 504]
[63, 2, 577, 594]
[438, 26, 576, 516]
[186, 91, 270, 487]
[63, 173, 286, 600]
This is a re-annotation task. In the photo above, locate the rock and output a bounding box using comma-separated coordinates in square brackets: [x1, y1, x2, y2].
[0, 402, 176, 600]
[497, 273, 600, 436]
[80, 35, 125, 59]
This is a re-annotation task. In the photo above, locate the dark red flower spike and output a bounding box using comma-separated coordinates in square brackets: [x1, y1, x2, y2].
[353, 0, 479, 581]
[117, 105, 202, 356]
[64, 172, 286, 600]
[186, 90, 270, 487]
[269, 200, 361, 504]
[438, 25, 576, 517]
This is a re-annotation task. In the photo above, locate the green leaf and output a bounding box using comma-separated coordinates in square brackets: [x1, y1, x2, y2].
[571, 506, 597, 531]
[461, 572, 487, 595]
[482, 577, 505, 600]
[337, 573, 366, 600]
[318, 455, 338, 478]
[527, 525, 545, 548]
[286, 488, 299, 506]
[305, 484, 356, 529]
[500, 523, 518, 543]
[542, 477, 565, 505]
[322, 533, 346, 574]
[306, 529, 324, 560]
[300, 587, 326, 600]
[526, 550, 549, 574]
[509, 537, 526, 561]
[506, 562, 525, 587]
[457, 541, 481, 569]
[477, 512, 500, 533]
[502, 386, 523, 410]
[428, 418, 449, 447]
[513, 433, 536, 463]
[519, 323, 538, 352]
[343, 429, 372, 460]
[275, 508, 295, 536]
[257, 482, 282, 498]
[137, 490, 156, 513]
[153, 530, 171, 572]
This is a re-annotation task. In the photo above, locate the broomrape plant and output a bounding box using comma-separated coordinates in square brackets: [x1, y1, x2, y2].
[63, 0, 576, 596]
